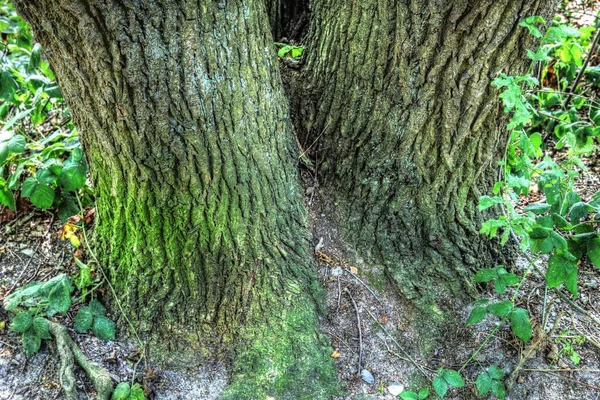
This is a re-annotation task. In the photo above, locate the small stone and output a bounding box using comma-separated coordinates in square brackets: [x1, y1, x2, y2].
[360, 369, 374, 384]
[20, 248, 34, 257]
[331, 267, 343, 277]
[388, 381, 404, 396]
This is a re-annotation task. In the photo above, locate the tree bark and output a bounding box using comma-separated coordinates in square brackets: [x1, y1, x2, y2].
[304, 0, 555, 310]
[14, 0, 338, 398]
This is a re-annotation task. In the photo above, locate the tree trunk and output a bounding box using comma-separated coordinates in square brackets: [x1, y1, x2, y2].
[304, 0, 554, 310]
[14, 0, 338, 398]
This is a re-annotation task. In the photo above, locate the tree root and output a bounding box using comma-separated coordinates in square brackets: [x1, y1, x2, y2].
[48, 321, 114, 400]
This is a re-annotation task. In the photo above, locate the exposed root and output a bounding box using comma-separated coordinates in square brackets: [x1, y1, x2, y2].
[48, 321, 114, 400]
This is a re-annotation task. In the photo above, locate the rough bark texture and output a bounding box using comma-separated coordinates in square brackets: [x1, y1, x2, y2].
[304, 0, 556, 311]
[14, 0, 338, 398]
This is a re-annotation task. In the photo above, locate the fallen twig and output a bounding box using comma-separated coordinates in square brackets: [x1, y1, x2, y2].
[344, 288, 363, 374]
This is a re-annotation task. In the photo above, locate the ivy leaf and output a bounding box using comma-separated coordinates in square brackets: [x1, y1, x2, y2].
[475, 372, 493, 395]
[93, 315, 115, 340]
[487, 301, 513, 318]
[509, 308, 532, 342]
[22, 328, 42, 356]
[89, 299, 107, 316]
[47, 278, 72, 316]
[33, 317, 51, 340]
[466, 307, 487, 325]
[74, 307, 94, 333]
[443, 369, 465, 388]
[10, 312, 33, 333]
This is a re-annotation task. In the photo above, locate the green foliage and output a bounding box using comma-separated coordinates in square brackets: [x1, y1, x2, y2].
[3, 274, 115, 355]
[0, 1, 92, 218]
[274, 42, 304, 58]
[475, 366, 506, 399]
[111, 382, 145, 400]
[399, 387, 429, 400]
[74, 299, 115, 340]
[553, 329, 585, 366]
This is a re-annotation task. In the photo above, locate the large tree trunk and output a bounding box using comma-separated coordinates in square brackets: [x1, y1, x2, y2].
[303, 0, 554, 310]
[14, 0, 338, 398]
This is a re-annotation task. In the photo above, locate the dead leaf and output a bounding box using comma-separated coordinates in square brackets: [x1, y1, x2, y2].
[379, 315, 388, 324]
[330, 350, 341, 359]
[349, 266, 358, 274]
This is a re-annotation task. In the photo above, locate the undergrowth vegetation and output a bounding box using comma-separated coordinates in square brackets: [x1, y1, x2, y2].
[0, 1, 92, 220]
[401, 10, 600, 400]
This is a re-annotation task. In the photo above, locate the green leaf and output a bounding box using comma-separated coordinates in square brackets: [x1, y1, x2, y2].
[475, 268, 498, 283]
[93, 315, 115, 340]
[10, 312, 33, 333]
[487, 365, 504, 380]
[59, 148, 87, 191]
[7, 134, 26, 153]
[47, 278, 72, 315]
[88, 299, 107, 316]
[277, 45, 293, 58]
[487, 301, 513, 318]
[74, 307, 94, 333]
[466, 307, 487, 325]
[478, 196, 504, 211]
[399, 392, 419, 400]
[509, 308, 532, 342]
[22, 328, 42, 356]
[25, 180, 55, 209]
[111, 382, 131, 400]
[491, 380, 506, 400]
[546, 254, 577, 290]
[290, 46, 304, 58]
[432, 377, 448, 399]
[587, 238, 600, 268]
[418, 388, 429, 399]
[0, 178, 16, 211]
[33, 317, 51, 339]
[443, 369, 465, 388]
[475, 372, 492, 396]
[523, 202, 551, 215]
[569, 202, 591, 223]
[130, 384, 145, 400]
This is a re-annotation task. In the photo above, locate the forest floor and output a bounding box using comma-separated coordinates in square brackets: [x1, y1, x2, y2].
[1, 163, 600, 399]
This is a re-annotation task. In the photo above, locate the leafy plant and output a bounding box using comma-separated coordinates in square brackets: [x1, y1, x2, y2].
[475, 366, 506, 399]
[0, 1, 92, 219]
[432, 368, 465, 399]
[74, 298, 115, 340]
[399, 387, 429, 400]
[553, 329, 585, 365]
[274, 42, 304, 58]
[3, 274, 115, 355]
[111, 382, 145, 400]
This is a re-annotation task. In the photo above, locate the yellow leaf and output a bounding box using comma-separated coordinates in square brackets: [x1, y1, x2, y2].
[330, 350, 341, 359]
